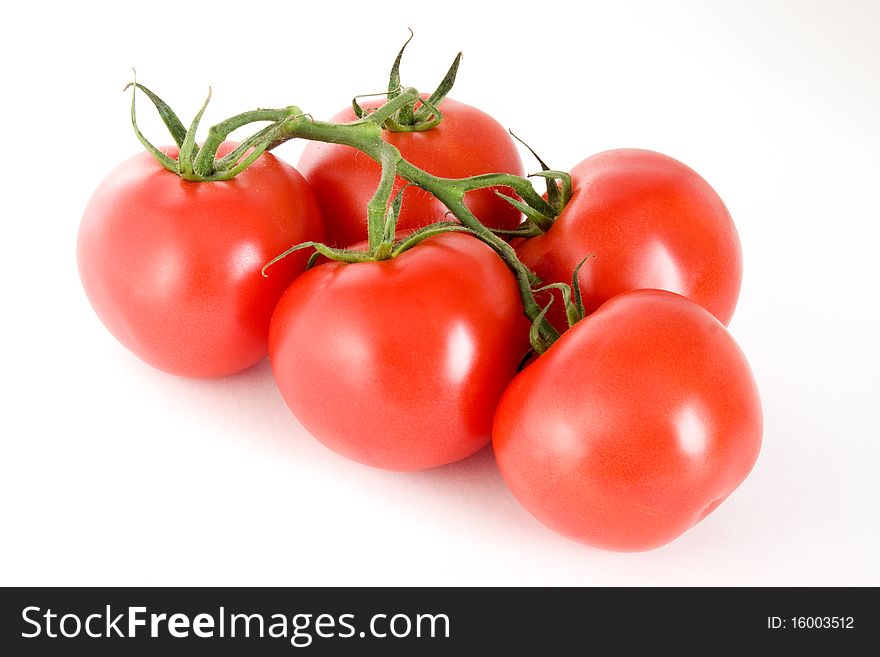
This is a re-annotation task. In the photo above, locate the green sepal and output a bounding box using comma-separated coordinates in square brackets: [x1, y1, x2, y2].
[414, 51, 461, 121]
[570, 254, 593, 323]
[529, 298, 555, 355]
[531, 170, 572, 210]
[374, 185, 409, 260]
[127, 81, 179, 174]
[126, 78, 302, 182]
[531, 255, 593, 328]
[125, 81, 188, 148]
[194, 107, 296, 178]
[213, 121, 281, 172]
[177, 88, 211, 179]
[509, 129, 559, 211]
[351, 92, 393, 121]
[380, 32, 459, 133]
[383, 186, 408, 243]
[352, 96, 366, 119]
[507, 129, 573, 217]
[387, 29, 415, 125]
[262, 241, 376, 277]
[494, 191, 554, 232]
[218, 117, 300, 181]
[535, 282, 580, 328]
[384, 95, 442, 132]
[306, 251, 321, 270]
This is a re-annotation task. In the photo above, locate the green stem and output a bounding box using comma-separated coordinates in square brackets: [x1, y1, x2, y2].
[194, 108, 292, 177]
[402, 166, 559, 346]
[454, 172, 554, 216]
[368, 149, 398, 253]
[390, 221, 470, 257]
[356, 87, 421, 126]
[131, 82, 562, 349]
[269, 99, 560, 348]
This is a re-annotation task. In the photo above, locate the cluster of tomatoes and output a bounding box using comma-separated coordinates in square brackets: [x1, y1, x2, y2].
[77, 49, 761, 552]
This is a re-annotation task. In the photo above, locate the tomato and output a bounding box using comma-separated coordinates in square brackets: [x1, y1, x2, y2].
[492, 290, 762, 551]
[77, 143, 324, 378]
[269, 232, 528, 471]
[297, 97, 524, 247]
[515, 149, 742, 329]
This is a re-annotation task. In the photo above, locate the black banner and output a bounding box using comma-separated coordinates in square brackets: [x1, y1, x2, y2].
[1, 587, 873, 655]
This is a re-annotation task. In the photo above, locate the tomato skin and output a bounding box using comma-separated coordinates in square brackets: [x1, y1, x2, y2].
[297, 97, 524, 247]
[492, 290, 762, 551]
[77, 144, 324, 378]
[269, 232, 528, 471]
[515, 149, 742, 329]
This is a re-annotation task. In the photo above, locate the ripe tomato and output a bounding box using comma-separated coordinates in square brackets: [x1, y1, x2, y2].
[493, 290, 762, 551]
[77, 143, 324, 378]
[269, 232, 528, 471]
[297, 97, 524, 247]
[515, 149, 742, 329]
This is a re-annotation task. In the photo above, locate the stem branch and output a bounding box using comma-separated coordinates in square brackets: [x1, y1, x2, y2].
[269, 102, 560, 348]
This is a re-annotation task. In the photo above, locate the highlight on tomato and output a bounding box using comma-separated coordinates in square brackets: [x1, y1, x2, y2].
[492, 290, 762, 551]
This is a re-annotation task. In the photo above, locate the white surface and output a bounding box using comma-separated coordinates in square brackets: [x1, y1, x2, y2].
[2, 0, 878, 586]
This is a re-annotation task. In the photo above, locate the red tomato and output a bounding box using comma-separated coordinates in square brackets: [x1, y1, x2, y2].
[77, 143, 324, 378]
[493, 290, 762, 551]
[515, 149, 742, 329]
[269, 232, 528, 471]
[297, 97, 524, 247]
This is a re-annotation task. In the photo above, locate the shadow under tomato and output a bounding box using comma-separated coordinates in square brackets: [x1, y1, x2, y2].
[137, 357, 545, 541]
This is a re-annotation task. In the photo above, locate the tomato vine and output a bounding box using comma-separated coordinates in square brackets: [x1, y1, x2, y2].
[129, 80, 574, 352]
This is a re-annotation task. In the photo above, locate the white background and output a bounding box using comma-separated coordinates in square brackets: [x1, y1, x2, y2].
[2, 0, 878, 586]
